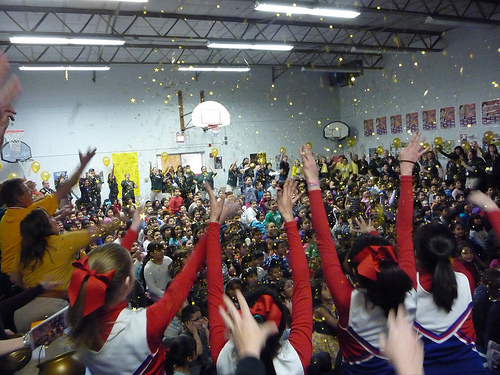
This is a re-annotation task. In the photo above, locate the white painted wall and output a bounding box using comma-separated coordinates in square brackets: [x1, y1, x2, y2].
[3, 65, 340, 200]
[339, 27, 500, 157]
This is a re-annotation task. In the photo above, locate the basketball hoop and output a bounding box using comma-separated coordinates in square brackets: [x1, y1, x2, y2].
[208, 124, 221, 135]
[2, 129, 32, 163]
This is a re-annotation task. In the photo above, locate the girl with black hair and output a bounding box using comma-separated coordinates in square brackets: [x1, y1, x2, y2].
[300, 134, 421, 375]
[413, 221, 488, 374]
[165, 336, 197, 375]
[208, 179, 312, 375]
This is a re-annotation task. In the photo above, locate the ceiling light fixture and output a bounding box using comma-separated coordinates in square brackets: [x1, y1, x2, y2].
[301, 66, 361, 73]
[255, 2, 360, 19]
[207, 41, 293, 51]
[178, 65, 250, 72]
[10, 36, 125, 46]
[424, 16, 496, 28]
[350, 46, 414, 54]
[19, 66, 110, 71]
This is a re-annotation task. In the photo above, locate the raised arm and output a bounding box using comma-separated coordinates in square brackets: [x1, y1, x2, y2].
[145, 222, 209, 350]
[300, 144, 353, 321]
[468, 191, 500, 240]
[55, 148, 96, 204]
[278, 179, 312, 369]
[0, 54, 22, 146]
[397, 133, 428, 287]
[206, 184, 228, 362]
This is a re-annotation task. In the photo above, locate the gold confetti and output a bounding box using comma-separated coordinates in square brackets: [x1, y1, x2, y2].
[130, 98, 136, 103]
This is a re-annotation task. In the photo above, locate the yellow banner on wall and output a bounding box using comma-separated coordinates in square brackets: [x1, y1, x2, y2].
[111, 152, 140, 200]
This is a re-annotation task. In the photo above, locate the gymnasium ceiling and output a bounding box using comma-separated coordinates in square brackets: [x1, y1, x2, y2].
[0, 0, 499, 73]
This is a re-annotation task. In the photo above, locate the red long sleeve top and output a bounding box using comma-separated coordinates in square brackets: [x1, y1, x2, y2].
[208, 221, 313, 371]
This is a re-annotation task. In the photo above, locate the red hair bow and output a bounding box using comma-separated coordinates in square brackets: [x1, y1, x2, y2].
[249, 294, 282, 327]
[352, 245, 397, 281]
[68, 256, 116, 317]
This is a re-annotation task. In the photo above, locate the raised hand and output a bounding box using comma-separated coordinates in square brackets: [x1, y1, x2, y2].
[468, 190, 499, 213]
[298, 144, 319, 184]
[399, 132, 428, 176]
[380, 305, 424, 375]
[207, 182, 225, 223]
[0, 53, 22, 109]
[399, 132, 428, 164]
[219, 290, 278, 359]
[277, 178, 297, 223]
[78, 147, 97, 168]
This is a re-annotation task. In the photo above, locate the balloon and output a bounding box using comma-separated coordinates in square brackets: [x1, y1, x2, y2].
[0, 161, 2, 172]
[423, 143, 431, 150]
[102, 156, 110, 167]
[434, 136, 443, 145]
[461, 142, 470, 151]
[306, 142, 313, 149]
[250, 163, 256, 169]
[7, 172, 18, 179]
[41, 171, 50, 181]
[376, 146, 384, 155]
[392, 138, 401, 148]
[435, 144, 443, 152]
[161, 152, 169, 162]
[279, 147, 286, 154]
[31, 161, 40, 173]
[484, 131, 494, 144]
[346, 137, 355, 147]
[211, 148, 218, 157]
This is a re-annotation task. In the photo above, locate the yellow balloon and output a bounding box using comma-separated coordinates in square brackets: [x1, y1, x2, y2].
[392, 138, 401, 148]
[8, 172, 18, 179]
[250, 163, 256, 169]
[306, 142, 313, 149]
[31, 161, 40, 173]
[161, 152, 169, 162]
[41, 171, 50, 181]
[376, 146, 384, 155]
[484, 131, 494, 144]
[434, 136, 443, 146]
[211, 148, 218, 157]
[423, 143, 431, 150]
[0, 161, 3, 172]
[280, 147, 286, 154]
[461, 142, 470, 151]
[347, 137, 355, 147]
[102, 156, 110, 167]
[435, 144, 443, 152]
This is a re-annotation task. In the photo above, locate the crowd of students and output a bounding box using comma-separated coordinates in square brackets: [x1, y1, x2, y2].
[1, 53, 500, 375]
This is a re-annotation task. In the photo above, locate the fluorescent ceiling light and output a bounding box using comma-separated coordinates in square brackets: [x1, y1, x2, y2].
[350, 46, 413, 54]
[301, 66, 361, 73]
[19, 66, 110, 71]
[424, 16, 495, 28]
[10, 36, 125, 46]
[208, 42, 293, 51]
[255, 2, 360, 18]
[178, 66, 250, 72]
[84, 0, 148, 2]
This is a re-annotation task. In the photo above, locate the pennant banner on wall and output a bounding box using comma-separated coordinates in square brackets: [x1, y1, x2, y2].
[376, 117, 387, 135]
[364, 119, 374, 137]
[459, 103, 476, 127]
[390, 115, 403, 134]
[440, 106, 456, 129]
[481, 99, 500, 126]
[422, 109, 437, 131]
[406, 112, 419, 133]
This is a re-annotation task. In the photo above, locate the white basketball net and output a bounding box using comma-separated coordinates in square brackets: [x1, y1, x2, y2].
[4, 130, 24, 156]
